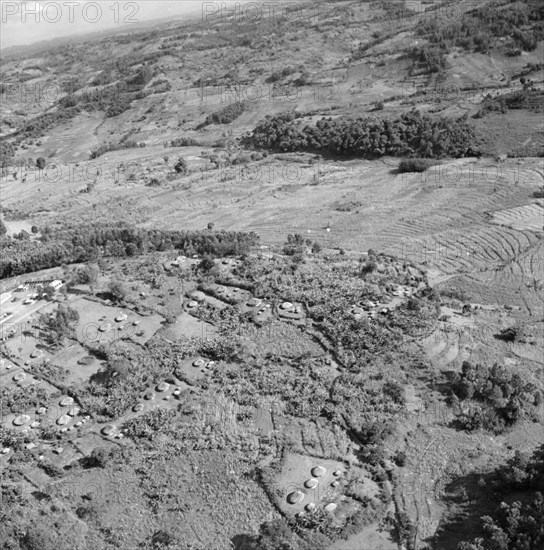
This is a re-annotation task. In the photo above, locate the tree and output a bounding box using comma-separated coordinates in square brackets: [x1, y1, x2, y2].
[198, 255, 216, 272]
[256, 519, 296, 550]
[90, 447, 110, 468]
[97, 258, 108, 274]
[125, 242, 138, 256]
[42, 284, 56, 300]
[76, 265, 99, 290]
[40, 305, 80, 344]
[0, 219, 7, 236]
[174, 158, 187, 174]
[36, 157, 46, 170]
[108, 280, 127, 302]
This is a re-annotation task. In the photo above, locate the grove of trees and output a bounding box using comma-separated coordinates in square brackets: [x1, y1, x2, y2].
[451, 361, 542, 433]
[458, 444, 544, 550]
[0, 222, 259, 279]
[246, 110, 478, 159]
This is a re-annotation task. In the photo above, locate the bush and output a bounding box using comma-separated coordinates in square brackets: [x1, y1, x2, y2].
[398, 159, 435, 173]
[168, 137, 199, 147]
[394, 450, 407, 467]
[204, 101, 246, 126]
[174, 158, 188, 174]
[198, 255, 216, 272]
[90, 447, 110, 468]
[90, 140, 140, 159]
[108, 280, 127, 302]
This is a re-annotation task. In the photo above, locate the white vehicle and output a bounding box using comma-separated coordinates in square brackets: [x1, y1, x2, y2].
[23, 298, 34, 305]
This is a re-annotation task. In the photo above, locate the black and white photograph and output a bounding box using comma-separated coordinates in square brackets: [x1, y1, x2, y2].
[0, 1, 543, 549]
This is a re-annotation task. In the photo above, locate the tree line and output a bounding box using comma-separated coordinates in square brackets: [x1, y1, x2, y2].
[0, 222, 259, 279]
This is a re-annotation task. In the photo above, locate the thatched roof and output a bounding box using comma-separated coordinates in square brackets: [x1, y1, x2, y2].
[13, 415, 31, 426]
[101, 424, 116, 435]
[287, 490, 305, 505]
[59, 396, 74, 407]
[311, 465, 326, 477]
[57, 414, 71, 426]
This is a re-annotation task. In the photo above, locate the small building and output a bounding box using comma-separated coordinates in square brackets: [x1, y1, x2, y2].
[287, 490, 305, 505]
[311, 465, 327, 477]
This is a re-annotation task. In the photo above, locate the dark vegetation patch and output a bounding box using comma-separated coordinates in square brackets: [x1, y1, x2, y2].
[0, 223, 258, 279]
[437, 444, 544, 550]
[245, 110, 478, 159]
[448, 360, 542, 433]
[417, 0, 543, 56]
[202, 101, 247, 127]
[398, 158, 437, 173]
[474, 88, 544, 118]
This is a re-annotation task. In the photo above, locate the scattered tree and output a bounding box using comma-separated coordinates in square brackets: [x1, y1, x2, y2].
[108, 280, 127, 303]
[174, 158, 188, 174]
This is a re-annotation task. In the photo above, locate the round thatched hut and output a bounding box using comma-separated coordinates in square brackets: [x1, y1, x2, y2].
[304, 478, 319, 489]
[59, 396, 74, 407]
[311, 465, 326, 477]
[287, 490, 305, 505]
[13, 415, 31, 426]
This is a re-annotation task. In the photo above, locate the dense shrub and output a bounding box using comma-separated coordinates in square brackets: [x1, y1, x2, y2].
[174, 157, 188, 174]
[167, 136, 199, 147]
[90, 140, 141, 159]
[125, 64, 154, 90]
[398, 159, 436, 173]
[203, 101, 246, 126]
[266, 66, 296, 83]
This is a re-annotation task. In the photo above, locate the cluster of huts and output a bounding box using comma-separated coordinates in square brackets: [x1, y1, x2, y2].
[286, 465, 343, 515]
